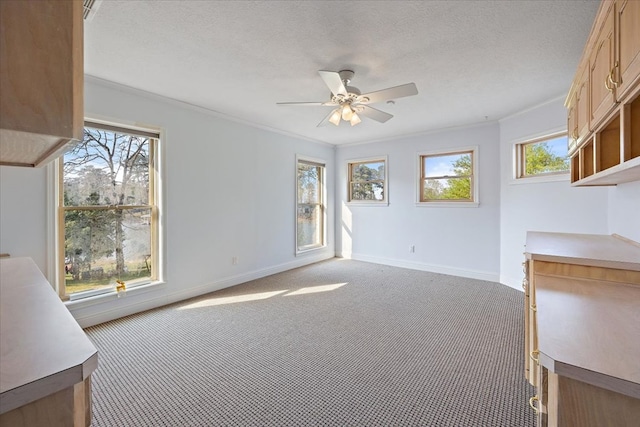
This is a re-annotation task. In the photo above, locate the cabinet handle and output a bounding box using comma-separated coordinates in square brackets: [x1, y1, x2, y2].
[529, 395, 539, 414]
[530, 350, 540, 364]
[605, 77, 613, 92]
[610, 61, 619, 87]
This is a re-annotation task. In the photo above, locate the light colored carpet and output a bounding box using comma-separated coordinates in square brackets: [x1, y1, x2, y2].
[85, 258, 535, 426]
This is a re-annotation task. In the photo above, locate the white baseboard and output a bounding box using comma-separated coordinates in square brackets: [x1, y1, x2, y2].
[72, 252, 334, 327]
[164, 251, 334, 305]
[349, 253, 500, 283]
[500, 274, 525, 292]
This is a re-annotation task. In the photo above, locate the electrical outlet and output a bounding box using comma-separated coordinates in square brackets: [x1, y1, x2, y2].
[232, 256, 238, 265]
[410, 245, 415, 253]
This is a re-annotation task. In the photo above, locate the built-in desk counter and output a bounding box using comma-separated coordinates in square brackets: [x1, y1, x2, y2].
[0, 257, 98, 426]
[524, 232, 640, 426]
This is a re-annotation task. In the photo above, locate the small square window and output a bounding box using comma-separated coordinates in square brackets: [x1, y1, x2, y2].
[418, 148, 477, 205]
[347, 157, 387, 204]
[516, 133, 569, 179]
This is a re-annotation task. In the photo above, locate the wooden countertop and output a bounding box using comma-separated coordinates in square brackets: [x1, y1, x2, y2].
[0, 257, 98, 414]
[525, 231, 640, 271]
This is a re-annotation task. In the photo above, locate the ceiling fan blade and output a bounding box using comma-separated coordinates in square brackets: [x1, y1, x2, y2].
[317, 108, 339, 127]
[357, 105, 394, 123]
[276, 102, 327, 106]
[318, 70, 347, 96]
[359, 82, 418, 104]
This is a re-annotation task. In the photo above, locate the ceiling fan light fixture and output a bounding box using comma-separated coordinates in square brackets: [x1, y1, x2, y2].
[341, 105, 354, 121]
[277, 70, 418, 128]
[329, 109, 341, 126]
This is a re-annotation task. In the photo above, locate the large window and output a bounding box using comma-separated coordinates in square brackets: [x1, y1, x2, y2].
[58, 122, 159, 300]
[515, 132, 569, 179]
[418, 147, 478, 205]
[296, 157, 325, 253]
[347, 157, 387, 204]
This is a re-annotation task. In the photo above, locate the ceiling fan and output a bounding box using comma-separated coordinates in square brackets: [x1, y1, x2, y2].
[277, 70, 418, 127]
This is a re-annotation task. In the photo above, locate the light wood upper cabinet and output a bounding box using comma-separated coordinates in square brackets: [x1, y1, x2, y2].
[567, 63, 591, 157]
[576, 64, 590, 144]
[0, 0, 83, 168]
[589, 1, 616, 130]
[567, 0, 640, 186]
[615, 0, 640, 99]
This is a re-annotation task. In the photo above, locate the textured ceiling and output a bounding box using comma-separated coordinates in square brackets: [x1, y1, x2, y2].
[84, 0, 600, 145]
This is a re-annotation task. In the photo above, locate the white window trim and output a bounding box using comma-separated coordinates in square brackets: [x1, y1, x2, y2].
[346, 155, 389, 206]
[48, 116, 166, 301]
[415, 146, 479, 208]
[295, 154, 327, 255]
[510, 128, 569, 184]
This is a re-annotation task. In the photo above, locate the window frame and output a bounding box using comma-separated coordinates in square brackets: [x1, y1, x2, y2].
[346, 156, 388, 206]
[295, 155, 326, 254]
[55, 120, 162, 301]
[513, 131, 570, 182]
[416, 146, 479, 207]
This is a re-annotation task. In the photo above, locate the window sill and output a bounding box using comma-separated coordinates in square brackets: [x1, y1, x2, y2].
[296, 245, 327, 256]
[509, 173, 569, 185]
[345, 201, 389, 207]
[64, 281, 165, 310]
[415, 201, 479, 208]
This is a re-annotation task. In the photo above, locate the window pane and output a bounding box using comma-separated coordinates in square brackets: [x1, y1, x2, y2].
[523, 136, 569, 176]
[351, 182, 384, 201]
[424, 153, 471, 178]
[423, 177, 472, 200]
[297, 164, 320, 204]
[64, 208, 152, 295]
[64, 127, 150, 207]
[297, 205, 321, 249]
[351, 162, 384, 181]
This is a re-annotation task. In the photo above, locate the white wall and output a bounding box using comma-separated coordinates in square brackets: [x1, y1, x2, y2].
[498, 98, 609, 289]
[0, 77, 335, 326]
[608, 181, 640, 242]
[336, 122, 501, 281]
[0, 166, 49, 272]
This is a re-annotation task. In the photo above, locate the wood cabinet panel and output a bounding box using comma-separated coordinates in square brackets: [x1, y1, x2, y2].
[551, 372, 640, 427]
[0, 0, 83, 167]
[589, 2, 616, 129]
[576, 65, 590, 143]
[616, 0, 640, 99]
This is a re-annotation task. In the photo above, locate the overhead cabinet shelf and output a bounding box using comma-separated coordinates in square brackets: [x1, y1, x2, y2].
[566, 0, 640, 186]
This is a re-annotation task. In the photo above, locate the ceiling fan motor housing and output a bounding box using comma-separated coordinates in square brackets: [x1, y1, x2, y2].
[338, 69, 355, 85]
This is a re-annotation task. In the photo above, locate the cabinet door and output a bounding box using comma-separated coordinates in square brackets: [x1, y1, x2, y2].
[0, 0, 83, 167]
[576, 63, 590, 142]
[523, 260, 532, 383]
[590, 2, 617, 129]
[528, 260, 539, 388]
[615, 0, 640, 99]
[567, 91, 578, 155]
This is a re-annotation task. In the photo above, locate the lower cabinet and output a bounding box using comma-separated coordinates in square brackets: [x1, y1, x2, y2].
[524, 232, 640, 426]
[536, 366, 640, 427]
